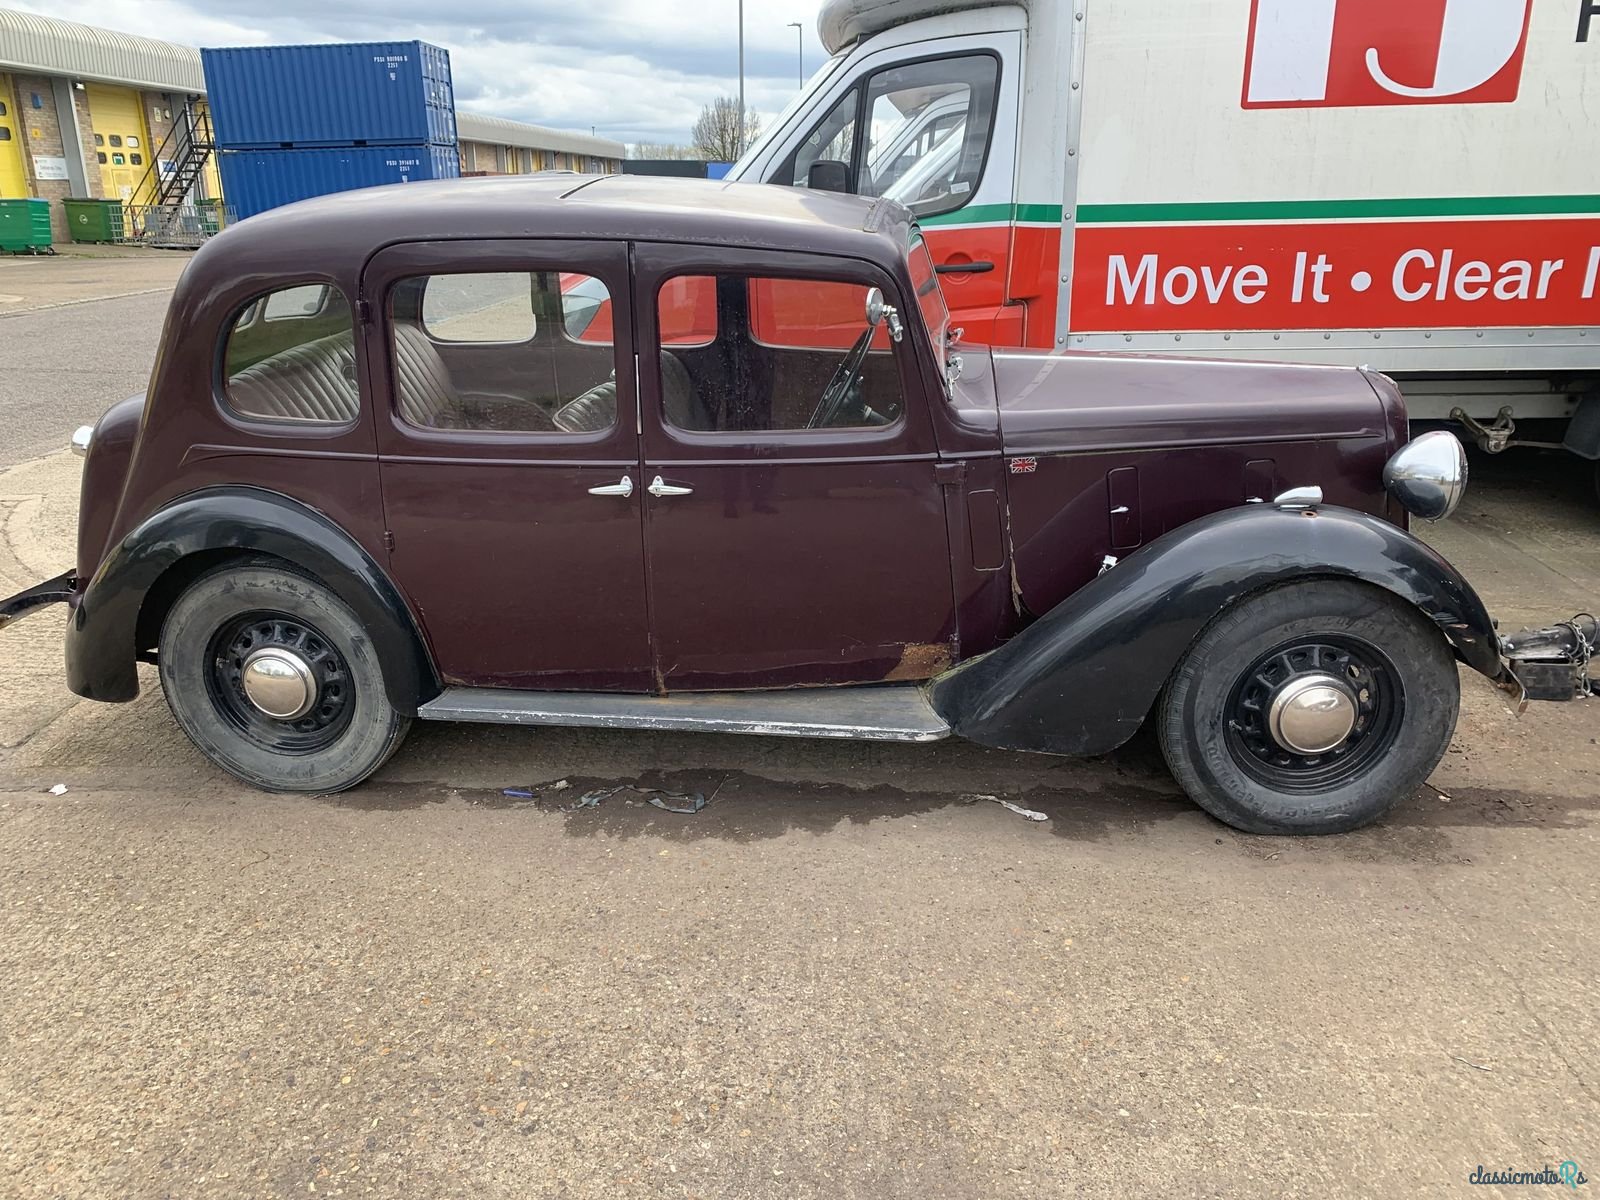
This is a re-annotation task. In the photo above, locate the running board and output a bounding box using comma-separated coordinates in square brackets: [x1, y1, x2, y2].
[416, 684, 952, 743]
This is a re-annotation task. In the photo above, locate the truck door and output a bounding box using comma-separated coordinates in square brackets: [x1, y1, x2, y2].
[753, 33, 1023, 346]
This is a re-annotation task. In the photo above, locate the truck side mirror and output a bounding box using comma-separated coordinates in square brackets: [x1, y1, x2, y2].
[807, 160, 850, 193]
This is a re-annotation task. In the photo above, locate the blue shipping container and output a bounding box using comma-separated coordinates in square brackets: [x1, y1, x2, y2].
[202, 41, 456, 149]
[218, 144, 460, 219]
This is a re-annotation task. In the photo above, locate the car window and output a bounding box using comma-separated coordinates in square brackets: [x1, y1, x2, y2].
[656, 272, 904, 434]
[779, 55, 999, 220]
[221, 284, 358, 425]
[909, 236, 950, 377]
[863, 56, 998, 217]
[784, 88, 858, 187]
[262, 284, 331, 320]
[874, 110, 964, 193]
[560, 272, 612, 342]
[391, 271, 619, 434]
[422, 272, 535, 343]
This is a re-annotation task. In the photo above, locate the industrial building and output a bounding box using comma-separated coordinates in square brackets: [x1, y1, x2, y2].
[0, 7, 624, 241]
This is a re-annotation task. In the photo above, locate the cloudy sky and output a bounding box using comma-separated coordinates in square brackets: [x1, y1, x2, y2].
[14, 0, 831, 147]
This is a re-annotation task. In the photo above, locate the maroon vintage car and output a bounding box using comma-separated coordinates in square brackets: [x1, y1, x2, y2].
[2, 175, 1591, 834]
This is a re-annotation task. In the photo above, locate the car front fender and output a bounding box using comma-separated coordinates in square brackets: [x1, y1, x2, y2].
[929, 504, 1499, 757]
[66, 486, 439, 713]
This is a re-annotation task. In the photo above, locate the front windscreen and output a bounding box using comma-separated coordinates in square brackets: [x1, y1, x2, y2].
[909, 235, 950, 378]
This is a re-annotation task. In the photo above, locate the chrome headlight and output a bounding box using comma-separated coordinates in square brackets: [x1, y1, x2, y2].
[1383, 430, 1467, 521]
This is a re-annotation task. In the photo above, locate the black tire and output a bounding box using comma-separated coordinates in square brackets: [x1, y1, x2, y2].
[1158, 580, 1459, 835]
[158, 562, 410, 793]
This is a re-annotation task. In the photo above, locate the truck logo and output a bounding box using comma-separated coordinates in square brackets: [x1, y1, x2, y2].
[1243, 0, 1533, 108]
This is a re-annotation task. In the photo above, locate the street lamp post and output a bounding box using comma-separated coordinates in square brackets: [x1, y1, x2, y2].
[737, 0, 745, 156]
[788, 21, 803, 88]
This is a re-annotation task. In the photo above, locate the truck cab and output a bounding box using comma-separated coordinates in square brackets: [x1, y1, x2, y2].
[731, 0, 1600, 481]
[736, 0, 1039, 346]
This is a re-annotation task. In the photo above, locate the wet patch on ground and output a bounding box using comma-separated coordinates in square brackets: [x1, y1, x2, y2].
[305, 767, 1600, 866]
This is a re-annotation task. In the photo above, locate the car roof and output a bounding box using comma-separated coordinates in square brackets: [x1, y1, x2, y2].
[205, 174, 917, 269]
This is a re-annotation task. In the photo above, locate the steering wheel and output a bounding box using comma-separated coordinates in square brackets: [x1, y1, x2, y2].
[807, 326, 876, 429]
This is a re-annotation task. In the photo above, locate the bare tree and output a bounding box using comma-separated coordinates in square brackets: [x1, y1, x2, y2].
[692, 96, 762, 161]
[628, 142, 699, 160]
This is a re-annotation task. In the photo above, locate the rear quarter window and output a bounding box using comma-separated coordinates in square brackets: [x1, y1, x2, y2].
[221, 284, 358, 425]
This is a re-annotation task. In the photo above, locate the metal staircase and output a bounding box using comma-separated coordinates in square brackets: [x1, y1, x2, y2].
[127, 99, 227, 248]
[154, 101, 215, 207]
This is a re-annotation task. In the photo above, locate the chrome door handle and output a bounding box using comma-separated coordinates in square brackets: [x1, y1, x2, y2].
[588, 474, 634, 498]
[647, 475, 693, 498]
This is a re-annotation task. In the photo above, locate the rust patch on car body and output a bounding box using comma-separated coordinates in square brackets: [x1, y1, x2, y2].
[884, 642, 954, 682]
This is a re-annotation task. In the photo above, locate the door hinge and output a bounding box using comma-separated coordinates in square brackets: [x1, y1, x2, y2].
[935, 461, 968, 486]
[357, 299, 374, 325]
[382, 530, 395, 551]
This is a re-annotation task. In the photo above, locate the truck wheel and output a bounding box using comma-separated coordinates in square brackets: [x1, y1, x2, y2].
[158, 563, 410, 793]
[1158, 581, 1459, 835]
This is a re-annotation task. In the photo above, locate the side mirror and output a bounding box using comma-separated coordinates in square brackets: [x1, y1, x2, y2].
[806, 160, 849, 193]
[864, 286, 903, 343]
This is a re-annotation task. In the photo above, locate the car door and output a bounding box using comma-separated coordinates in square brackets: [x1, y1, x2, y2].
[633, 243, 957, 691]
[363, 240, 652, 692]
[752, 35, 1024, 345]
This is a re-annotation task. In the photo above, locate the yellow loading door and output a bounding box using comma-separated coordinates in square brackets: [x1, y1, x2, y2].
[195, 100, 222, 203]
[85, 84, 152, 204]
[0, 76, 30, 199]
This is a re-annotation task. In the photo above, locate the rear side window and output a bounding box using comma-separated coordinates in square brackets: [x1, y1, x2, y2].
[421, 272, 536, 343]
[221, 284, 357, 424]
[389, 271, 619, 434]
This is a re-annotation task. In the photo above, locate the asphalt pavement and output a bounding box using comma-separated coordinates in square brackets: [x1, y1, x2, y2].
[0, 256, 1596, 1199]
[0, 252, 187, 469]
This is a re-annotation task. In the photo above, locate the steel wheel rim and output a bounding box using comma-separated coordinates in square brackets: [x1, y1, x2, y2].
[204, 611, 354, 754]
[1223, 636, 1404, 793]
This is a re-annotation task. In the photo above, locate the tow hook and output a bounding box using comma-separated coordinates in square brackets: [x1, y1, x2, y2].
[1499, 614, 1596, 704]
[1452, 406, 1516, 453]
[1451, 406, 1572, 455]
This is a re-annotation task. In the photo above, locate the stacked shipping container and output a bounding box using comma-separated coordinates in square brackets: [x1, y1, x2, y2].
[203, 41, 459, 218]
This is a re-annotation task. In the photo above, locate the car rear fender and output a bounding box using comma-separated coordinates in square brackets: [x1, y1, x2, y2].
[67, 486, 439, 713]
[929, 504, 1499, 756]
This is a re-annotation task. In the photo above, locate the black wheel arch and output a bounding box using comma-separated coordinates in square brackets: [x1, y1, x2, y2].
[67, 487, 440, 714]
[929, 503, 1500, 757]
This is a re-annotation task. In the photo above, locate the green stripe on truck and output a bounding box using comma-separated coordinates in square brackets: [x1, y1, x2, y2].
[1077, 196, 1600, 223]
[920, 203, 1063, 226]
[919, 196, 1600, 228]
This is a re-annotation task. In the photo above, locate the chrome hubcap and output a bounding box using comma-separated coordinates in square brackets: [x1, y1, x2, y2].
[1267, 673, 1358, 755]
[240, 648, 318, 721]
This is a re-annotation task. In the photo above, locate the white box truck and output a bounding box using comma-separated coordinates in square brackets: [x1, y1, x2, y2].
[729, 0, 1600, 479]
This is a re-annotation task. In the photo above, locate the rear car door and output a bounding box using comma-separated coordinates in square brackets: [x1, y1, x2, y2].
[362, 240, 652, 692]
[632, 243, 957, 691]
